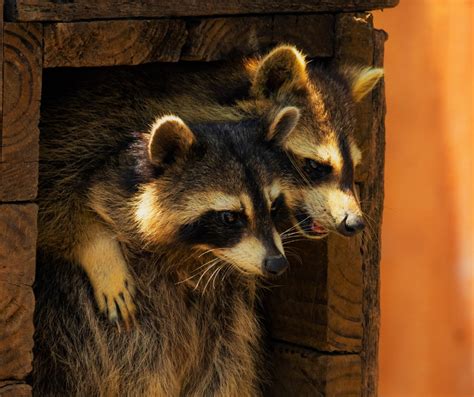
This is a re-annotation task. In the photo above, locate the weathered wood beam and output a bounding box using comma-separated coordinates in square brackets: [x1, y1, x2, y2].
[5, 0, 399, 22]
[43, 15, 334, 68]
[265, 235, 364, 353]
[0, 23, 42, 201]
[334, 13, 386, 396]
[0, 204, 37, 388]
[268, 342, 361, 396]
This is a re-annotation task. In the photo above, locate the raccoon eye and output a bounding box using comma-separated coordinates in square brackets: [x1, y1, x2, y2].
[220, 211, 239, 225]
[271, 194, 285, 213]
[304, 159, 332, 181]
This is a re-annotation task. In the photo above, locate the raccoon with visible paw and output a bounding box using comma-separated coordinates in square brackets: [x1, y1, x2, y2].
[34, 108, 299, 395]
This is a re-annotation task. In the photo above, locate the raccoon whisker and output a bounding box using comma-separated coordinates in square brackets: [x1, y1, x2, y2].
[191, 257, 222, 274]
[197, 248, 220, 259]
[281, 231, 306, 239]
[280, 216, 311, 237]
[288, 154, 312, 187]
[176, 258, 220, 285]
[285, 251, 303, 266]
[194, 261, 220, 291]
[359, 212, 379, 242]
[221, 263, 234, 284]
[211, 264, 226, 290]
[282, 239, 307, 246]
[203, 263, 224, 294]
[280, 224, 301, 236]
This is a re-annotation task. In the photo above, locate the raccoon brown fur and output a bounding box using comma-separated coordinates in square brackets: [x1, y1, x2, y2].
[35, 69, 299, 395]
[34, 45, 383, 395]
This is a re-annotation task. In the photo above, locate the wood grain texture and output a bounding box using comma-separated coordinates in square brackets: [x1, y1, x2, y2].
[0, 204, 37, 381]
[333, 13, 386, 396]
[43, 15, 333, 68]
[267, 342, 361, 396]
[360, 27, 386, 397]
[0, 163, 38, 202]
[265, 233, 363, 353]
[1, 22, 42, 201]
[182, 15, 333, 61]
[0, 381, 31, 397]
[44, 19, 187, 67]
[0, 0, 3, 158]
[5, 0, 399, 22]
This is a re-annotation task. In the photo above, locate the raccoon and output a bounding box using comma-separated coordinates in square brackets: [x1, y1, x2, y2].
[35, 107, 299, 395]
[241, 46, 384, 239]
[38, 45, 382, 324]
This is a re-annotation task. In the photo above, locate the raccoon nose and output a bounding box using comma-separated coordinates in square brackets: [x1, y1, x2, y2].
[339, 214, 365, 236]
[263, 255, 289, 277]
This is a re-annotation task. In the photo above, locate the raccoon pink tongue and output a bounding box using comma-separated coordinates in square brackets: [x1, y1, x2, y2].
[311, 222, 326, 233]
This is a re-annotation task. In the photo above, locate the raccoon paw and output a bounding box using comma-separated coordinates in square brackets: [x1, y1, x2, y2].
[95, 278, 136, 330]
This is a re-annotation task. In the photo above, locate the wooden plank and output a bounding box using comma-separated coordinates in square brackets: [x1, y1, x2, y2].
[0, 381, 31, 397]
[1, 22, 42, 201]
[0, 163, 38, 202]
[333, 13, 386, 396]
[267, 342, 361, 396]
[0, 204, 37, 382]
[360, 27, 386, 397]
[44, 19, 187, 67]
[43, 15, 333, 68]
[182, 15, 333, 61]
[265, 234, 363, 353]
[5, 0, 399, 22]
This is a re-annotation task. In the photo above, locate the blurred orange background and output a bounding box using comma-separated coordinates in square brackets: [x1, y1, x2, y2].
[374, 1, 473, 396]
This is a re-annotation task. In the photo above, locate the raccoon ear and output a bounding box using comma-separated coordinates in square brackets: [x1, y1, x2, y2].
[148, 116, 196, 166]
[344, 66, 384, 102]
[267, 106, 300, 145]
[250, 45, 308, 100]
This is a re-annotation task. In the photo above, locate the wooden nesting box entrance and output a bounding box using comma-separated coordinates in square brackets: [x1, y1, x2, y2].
[0, 1, 397, 395]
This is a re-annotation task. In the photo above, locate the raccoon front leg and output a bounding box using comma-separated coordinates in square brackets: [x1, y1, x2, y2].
[74, 221, 136, 327]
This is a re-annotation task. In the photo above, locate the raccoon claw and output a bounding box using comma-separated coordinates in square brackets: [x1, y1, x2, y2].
[96, 280, 136, 329]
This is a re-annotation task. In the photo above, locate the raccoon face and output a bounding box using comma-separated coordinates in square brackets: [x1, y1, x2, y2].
[134, 113, 298, 277]
[246, 45, 383, 239]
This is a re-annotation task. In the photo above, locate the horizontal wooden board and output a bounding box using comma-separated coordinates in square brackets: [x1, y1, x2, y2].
[267, 342, 361, 396]
[5, 0, 399, 22]
[44, 19, 187, 67]
[0, 204, 37, 381]
[0, 381, 31, 397]
[43, 15, 333, 68]
[182, 15, 333, 61]
[1, 22, 42, 202]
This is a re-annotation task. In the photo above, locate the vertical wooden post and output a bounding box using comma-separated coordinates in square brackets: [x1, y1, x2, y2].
[266, 13, 386, 396]
[0, 18, 42, 397]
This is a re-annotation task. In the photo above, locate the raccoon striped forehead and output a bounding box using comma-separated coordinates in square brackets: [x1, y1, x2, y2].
[287, 134, 344, 173]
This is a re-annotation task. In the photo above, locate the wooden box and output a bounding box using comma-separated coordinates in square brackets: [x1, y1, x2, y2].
[0, 1, 397, 395]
